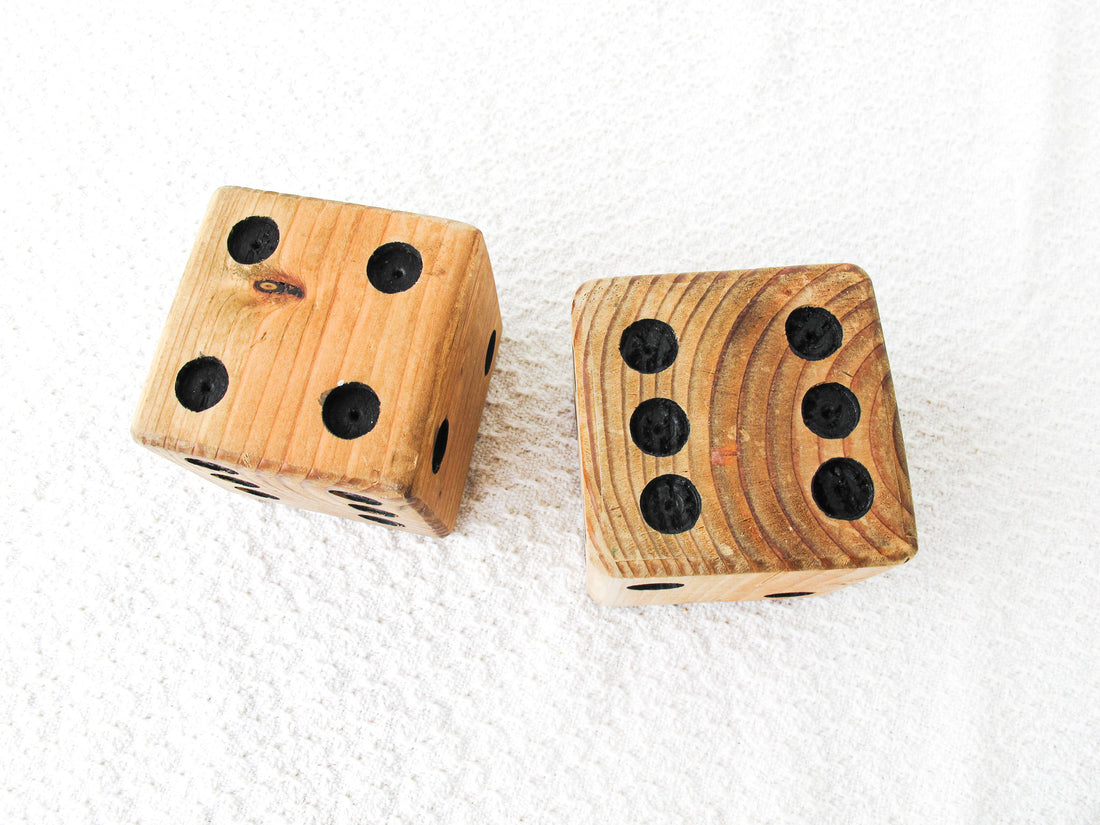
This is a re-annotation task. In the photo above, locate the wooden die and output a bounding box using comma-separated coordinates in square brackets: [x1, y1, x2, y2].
[572, 264, 917, 605]
[132, 187, 501, 536]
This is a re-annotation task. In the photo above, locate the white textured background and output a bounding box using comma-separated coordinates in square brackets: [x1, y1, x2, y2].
[2, 2, 1098, 823]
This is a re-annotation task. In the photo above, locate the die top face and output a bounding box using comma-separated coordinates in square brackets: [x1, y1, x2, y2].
[132, 187, 493, 503]
[572, 264, 917, 582]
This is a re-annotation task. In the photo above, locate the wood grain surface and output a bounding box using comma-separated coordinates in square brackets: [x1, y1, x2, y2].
[573, 264, 916, 604]
[132, 187, 501, 536]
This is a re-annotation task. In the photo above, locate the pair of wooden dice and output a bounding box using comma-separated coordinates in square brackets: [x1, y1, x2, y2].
[133, 187, 917, 605]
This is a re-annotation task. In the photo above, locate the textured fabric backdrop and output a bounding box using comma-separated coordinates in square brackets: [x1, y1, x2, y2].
[2, 2, 1097, 823]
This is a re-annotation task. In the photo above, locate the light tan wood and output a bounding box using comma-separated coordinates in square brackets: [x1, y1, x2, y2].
[132, 187, 502, 536]
[572, 264, 916, 605]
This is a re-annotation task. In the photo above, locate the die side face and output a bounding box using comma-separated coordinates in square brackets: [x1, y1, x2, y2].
[132, 187, 501, 536]
[572, 264, 917, 604]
